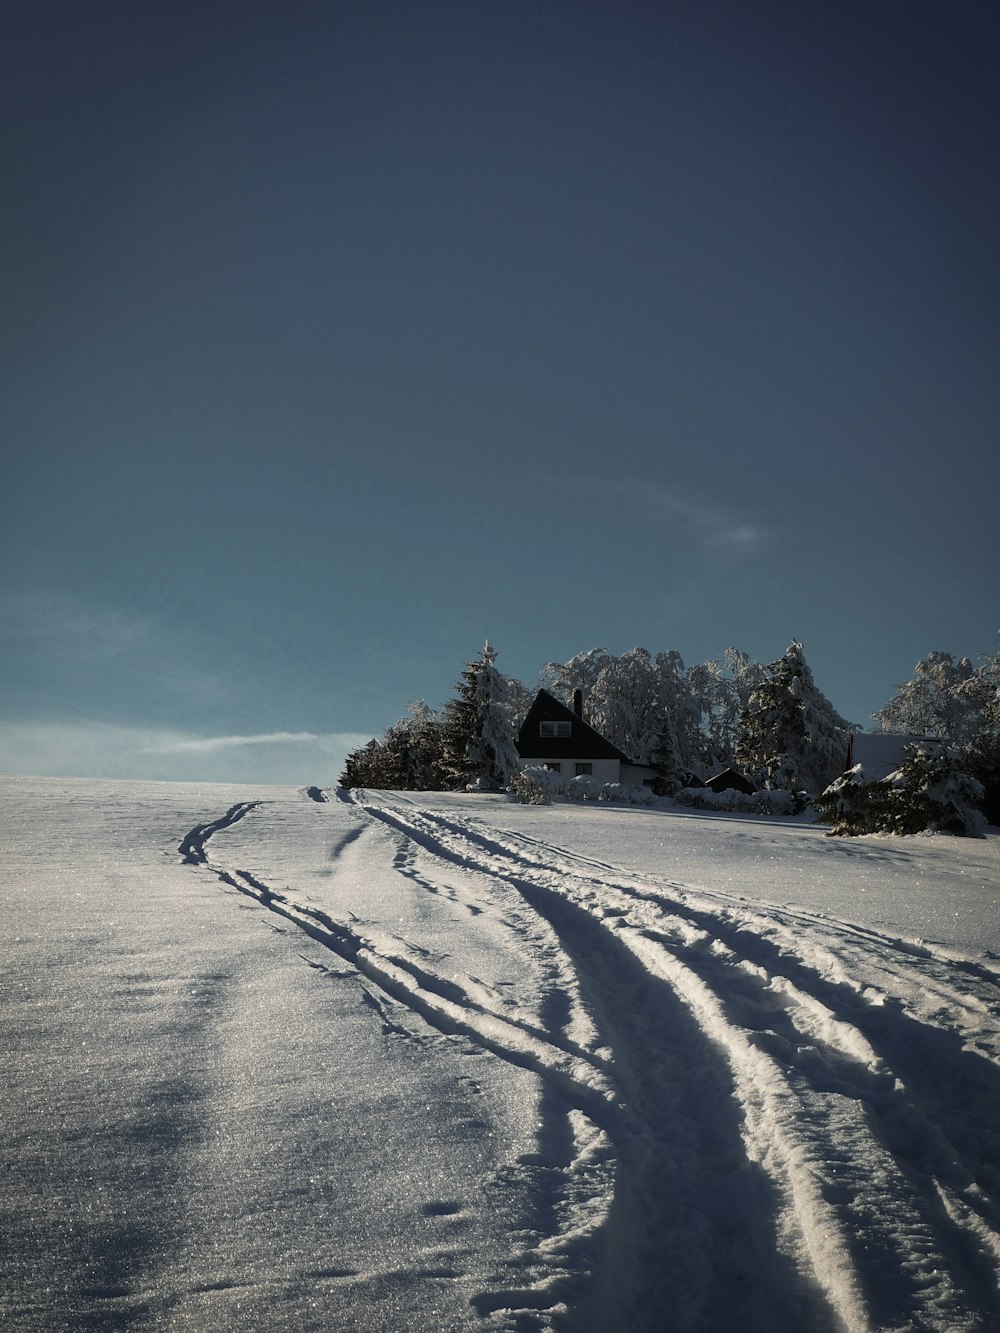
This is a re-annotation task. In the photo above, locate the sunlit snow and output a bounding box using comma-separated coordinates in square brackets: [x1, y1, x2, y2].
[2, 777, 999, 1332]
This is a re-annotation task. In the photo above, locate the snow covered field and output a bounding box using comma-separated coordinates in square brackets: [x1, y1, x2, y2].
[2, 777, 999, 1332]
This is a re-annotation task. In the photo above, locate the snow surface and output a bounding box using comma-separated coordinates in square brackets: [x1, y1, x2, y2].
[2, 776, 999, 1332]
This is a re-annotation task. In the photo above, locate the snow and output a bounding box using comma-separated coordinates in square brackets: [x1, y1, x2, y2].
[2, 776, 999, 1331]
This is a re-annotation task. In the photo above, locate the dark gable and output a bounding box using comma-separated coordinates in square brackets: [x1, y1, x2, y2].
[516, 690, 633, 763]
[705, 767, 756, 796]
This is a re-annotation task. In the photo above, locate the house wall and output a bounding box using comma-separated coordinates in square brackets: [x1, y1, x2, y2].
[520, 757, 621, 785]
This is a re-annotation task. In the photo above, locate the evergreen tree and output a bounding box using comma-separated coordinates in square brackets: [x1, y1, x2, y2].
[338, 704, 445, 791]
[403, 700, 448, 790]
[338, 737, 390, 789]
[736, 640, 855, 795]
[814, 766, 887, 835]
[873, 634, 1000, 824]
[881, 745, 984, 836]
[379, 718, 422, 789]
[441, 643, 520, 791]
[818, 746, 985, 838]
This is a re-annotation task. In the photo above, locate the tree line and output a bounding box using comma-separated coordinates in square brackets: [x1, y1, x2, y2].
[338, 635, 1000, 833]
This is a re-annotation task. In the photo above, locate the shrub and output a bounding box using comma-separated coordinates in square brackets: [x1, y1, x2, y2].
[513, 766, 566, 805]
[813, 765, 885, 835]
[675, 786, 798, 816]
[567, 774, 603, 801]
[816, 746, 985, 837]
[598, 783, 657, 806]
[883, 746, 984, 837]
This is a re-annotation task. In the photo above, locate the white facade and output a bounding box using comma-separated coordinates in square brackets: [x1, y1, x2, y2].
[520, 757, 622, 785]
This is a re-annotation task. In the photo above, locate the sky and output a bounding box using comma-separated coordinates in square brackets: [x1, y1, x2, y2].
[3, 0, 998, 785]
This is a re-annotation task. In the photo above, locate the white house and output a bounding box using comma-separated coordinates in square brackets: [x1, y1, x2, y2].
[516, 689, 659, 787]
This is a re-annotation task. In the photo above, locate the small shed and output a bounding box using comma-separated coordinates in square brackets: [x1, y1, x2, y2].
[705, 767, 757, 796]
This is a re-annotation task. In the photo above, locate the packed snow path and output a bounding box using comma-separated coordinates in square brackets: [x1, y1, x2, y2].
[192, 788, 1000, 1333]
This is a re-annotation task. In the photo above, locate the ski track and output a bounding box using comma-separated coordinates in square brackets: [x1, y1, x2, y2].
[179, 790, 1000, 1333]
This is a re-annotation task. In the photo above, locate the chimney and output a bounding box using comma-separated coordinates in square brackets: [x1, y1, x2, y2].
[573, 688, 583, 718]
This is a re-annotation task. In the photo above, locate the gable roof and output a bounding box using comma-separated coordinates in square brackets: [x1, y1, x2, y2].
[516, 689, 633, 763]
[705, 766, 756, 795]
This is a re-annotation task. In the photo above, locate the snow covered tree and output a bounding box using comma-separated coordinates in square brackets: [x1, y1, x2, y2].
[543, 643, 775, 782]
[585, 647, 664, 763]
[441, 643, 520, 791]
[543, 646, 702, 777]
[736, 640, 855, 796]
[339, 702, 446, 791]
[647, 713, 683, 786]
[338, 737, 391, 789]
[958, 644, 1000, 824]
[880, 745, 985, 837]
[814, 766, 888, 836]
[376, 703, 447, 791]
[873, 634, 1000, 825]
[504, 675, 536, 731]
[687, 648, 769, 773]
[816, 747, 985, 838]
[656, 649, 707, 775]
[872, 651, 977, 740]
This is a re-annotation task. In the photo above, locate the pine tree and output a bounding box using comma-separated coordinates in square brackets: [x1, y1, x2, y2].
[882, 745, 984, 836]
[338, 737, 390, 789]
[441, 643, 520, 791]
[873, 634, 1000, 825]
[403, 700, 448, 791]
[814, 766, 887, 835]
[736, 641, 855, 795]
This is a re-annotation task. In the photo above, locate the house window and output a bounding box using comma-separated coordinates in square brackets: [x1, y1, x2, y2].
[539, 720, 571, 738]
[544, 762, 562, 773]
[574, 763, 593, 776]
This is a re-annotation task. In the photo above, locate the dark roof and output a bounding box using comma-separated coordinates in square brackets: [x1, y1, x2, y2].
[705, 767, 756, 795]
[516, 690, 633, 763]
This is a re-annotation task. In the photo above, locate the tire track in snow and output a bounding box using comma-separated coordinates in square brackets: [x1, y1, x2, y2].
[351, 795, 1000, 1333]
[341, 798, 843, 1332]
[384, 829, 609, 1066]
[177, 801, 260, 864]
[179, 806, 619, 1128]
[467, 813, 1000, 1231]
[179, 798, 811, 1327]
[368, 812, 818, 1327]
[178, 797, 623, 1324]
[180, 793, 1000, 1331]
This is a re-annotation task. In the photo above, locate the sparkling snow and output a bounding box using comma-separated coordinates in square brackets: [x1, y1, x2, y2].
[2, 777, 999, 1332]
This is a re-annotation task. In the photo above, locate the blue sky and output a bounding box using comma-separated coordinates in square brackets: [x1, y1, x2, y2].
[3, 0, 998, 784]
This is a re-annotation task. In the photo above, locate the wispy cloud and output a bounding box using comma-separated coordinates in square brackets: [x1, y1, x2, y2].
[0, 590, 149, 659]
[559, 476, 770, 550]
[145, 731, 325, 754]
